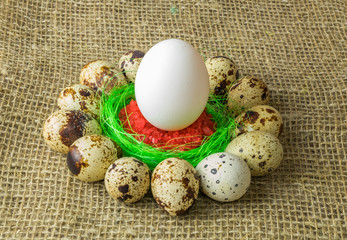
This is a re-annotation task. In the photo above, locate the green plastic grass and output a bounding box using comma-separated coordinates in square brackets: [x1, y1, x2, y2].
[100, 83, 238, 170]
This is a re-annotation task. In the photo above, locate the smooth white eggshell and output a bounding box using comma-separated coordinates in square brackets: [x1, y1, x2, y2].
[196, 152, 251, 202]
[135, 39, 210, 131]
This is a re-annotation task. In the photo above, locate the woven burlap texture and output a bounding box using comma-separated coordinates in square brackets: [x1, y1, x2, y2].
[0, 0, 346, 239]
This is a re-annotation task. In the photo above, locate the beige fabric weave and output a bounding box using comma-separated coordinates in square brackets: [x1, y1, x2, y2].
[0, 0, 346, 239]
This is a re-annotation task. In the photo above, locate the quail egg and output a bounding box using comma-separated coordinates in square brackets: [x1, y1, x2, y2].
[118, 50, 145, 83]
[80, 60, 127, 94]
[196, 152, 251, 202]
[235, 105, 283, 137]
[105, 157, 150, 203]
[42, 110, 102, 153]
[205, 56, 238, 96]
[225, 131, 283, 176]
[67, 135, 119, 182]
[57, 84, 100, 121]
[151, 158, 199, 216]
[227, 76, 270, 115]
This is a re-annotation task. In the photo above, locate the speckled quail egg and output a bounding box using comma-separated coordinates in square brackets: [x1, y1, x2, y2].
[151, 158, 199, 216]
[235, 105, 283, 137]
[225, 131, 283, 176]
[227, 76, 270, 115]
[196, 152, 251, 202]
[105, 157, 150, 203]
[205, 56, 238, 96]
[42, 110, 102, 153]
[118, 50, 145, 83]
[80, 60, 127, 94]
[67, 135, 119, 182]
[57, 84, 100, 121]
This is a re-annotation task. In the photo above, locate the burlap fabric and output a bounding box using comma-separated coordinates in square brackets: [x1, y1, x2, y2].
[0, 0, 346, 239]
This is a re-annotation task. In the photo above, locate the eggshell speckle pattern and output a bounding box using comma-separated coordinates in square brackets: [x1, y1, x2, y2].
[105, 157, 150, 203]
[151, 158, 199, 216]
[118, 50, 145, 83]
[205, 56, 238, 96]
[196, 152, 251, 202]
[235, 105, 283, 137]
[225, 131, 283, 176]
[57, 84, 100, 120]
[227, 76, 270, 115]
[67, 135, 119, 182]
[80, 60, 127, 94]
[42, 110, 102, 153]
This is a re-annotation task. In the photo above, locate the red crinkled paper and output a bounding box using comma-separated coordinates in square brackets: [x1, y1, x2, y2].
[119, 100, 216, 151]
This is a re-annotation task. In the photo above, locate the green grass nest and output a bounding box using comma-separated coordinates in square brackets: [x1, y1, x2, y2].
[100, 83, 237, 170]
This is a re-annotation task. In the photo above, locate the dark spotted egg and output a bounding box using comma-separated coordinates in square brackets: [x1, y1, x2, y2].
[225, 131, 283, 177]
[196, 152, 251, 202]
[57, 84, 100, 121]
[151, 158, 199, 216]
[42, 110, 102, 153]
[227, 76, 270, 116]
[67, 135, 119, 182]
[105, 157, 150, 203]
[80, 60, 127, 94]
[118, 50, 145, 83]
[235, 105, 283, 137]
[205, 56, 238, 96]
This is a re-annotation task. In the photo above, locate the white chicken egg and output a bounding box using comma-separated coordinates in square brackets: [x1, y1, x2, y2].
[135, 39, 209, 131]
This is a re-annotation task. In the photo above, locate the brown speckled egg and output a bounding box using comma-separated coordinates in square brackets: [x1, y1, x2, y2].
[42, 110, 102, 153]
[57, 84, 100, 121]
[227, 76, 270, 115]
[205, 56, 238, 96]
[151, 158, 199, 216]
[118, 50, 145, 83]
[105, 157, 150, 203]
[67, 135, 119, 182]
[235, 105, 283, 137]
[80, 60, 127, 94]
[225, 131, 283, 176]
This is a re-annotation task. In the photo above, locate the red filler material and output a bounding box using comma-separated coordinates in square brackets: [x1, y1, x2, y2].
[119, 100, 216, 151]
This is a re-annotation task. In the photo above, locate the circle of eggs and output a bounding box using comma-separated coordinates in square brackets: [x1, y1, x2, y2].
[105, 157, 151, 203]
[67, 134, 119, 182]
[135, 39, 210, 131]
[196, 152, 251, 202]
